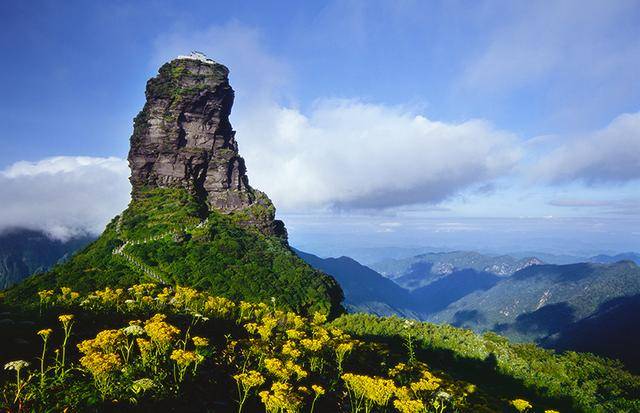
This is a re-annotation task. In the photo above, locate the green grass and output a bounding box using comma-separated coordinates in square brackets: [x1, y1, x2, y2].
[332, 313, 640, 412]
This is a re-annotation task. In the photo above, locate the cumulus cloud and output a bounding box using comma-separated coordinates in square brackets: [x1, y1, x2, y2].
[531, 112, 640, 184]
[237, 99, 521, 210]
[0, 156, 130, 240]
[150, 23, 522, 211]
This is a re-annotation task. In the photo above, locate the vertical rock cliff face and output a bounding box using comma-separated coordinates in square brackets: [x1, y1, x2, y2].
[128, 53, 285, 237]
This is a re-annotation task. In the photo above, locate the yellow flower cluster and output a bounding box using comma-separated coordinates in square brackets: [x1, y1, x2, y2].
[58, 314, 74, 325]
[37, 328, 52, 339]
[410, 370, 441, 394]
[257, 315, 278, 341]
[38, 289, 54, 301]
[172, 285, 200, 310]
[259, 382, 303, 413]
[78, 329, 126, 354]
[342, 373, 396, 408]
[263, 355, 308, 382]
[300, 337, 324, 352]
[155, 287, 173, 304]
[204, 295, 235, 319]
[393, 398, 426, 413]
[311, 384, 325, 396]
[170, 349, 200, 367]
[25, 283, 564, 413]
[234, 370, 265, 389]
[128, 283, 157, 298]
[58, 287, 80, 303]
[511, 398, 533, 412]
[94, 287, 124, 305]
[79, 352, 122, 377]
[136, 338, 153, 361]
[144, 313, 180, 349]
[192, 336, 209, 347]
[281, 340, 301, 358]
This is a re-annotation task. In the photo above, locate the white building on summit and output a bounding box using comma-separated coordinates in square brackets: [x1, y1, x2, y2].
[175, 51, 216, 64]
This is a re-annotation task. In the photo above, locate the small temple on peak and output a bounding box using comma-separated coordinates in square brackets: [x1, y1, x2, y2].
[175, 51, 217, 64]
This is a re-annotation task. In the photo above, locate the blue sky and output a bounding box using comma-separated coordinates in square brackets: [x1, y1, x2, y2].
[0, 0, 639, 257]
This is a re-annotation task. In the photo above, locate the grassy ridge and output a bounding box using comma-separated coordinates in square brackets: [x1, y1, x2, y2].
[0, 285, 576, 412]
[332, 314, 640, 412]
[6, 188, 343, 317]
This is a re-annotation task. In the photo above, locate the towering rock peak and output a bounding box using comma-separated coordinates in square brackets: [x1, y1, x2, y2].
[128, 54, 285, 237]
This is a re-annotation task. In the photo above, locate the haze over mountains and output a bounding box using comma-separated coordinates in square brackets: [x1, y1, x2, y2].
[293, 248, 640, 371]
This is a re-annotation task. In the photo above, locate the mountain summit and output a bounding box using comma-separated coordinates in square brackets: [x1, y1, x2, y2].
[6, 55, 342, 316]
[129, 53, 285, 237]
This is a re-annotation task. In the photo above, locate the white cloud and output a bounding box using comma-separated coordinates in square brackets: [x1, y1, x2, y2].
[0, 156, 130, 240]
[150, 24, 523, 211]
[531, 112, 640, 184]
[238, 99, 521, 210]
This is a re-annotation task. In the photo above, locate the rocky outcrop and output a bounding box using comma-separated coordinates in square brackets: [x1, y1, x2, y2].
[128, 52, 285, 237]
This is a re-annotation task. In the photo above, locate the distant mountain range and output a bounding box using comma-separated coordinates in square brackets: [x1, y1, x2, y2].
[588, 252, 640, 265]
[371, 251, 543, 290]
[0, 229, 94, 289]
[508, 251, 640, 265]
[297, 249, 640, 371]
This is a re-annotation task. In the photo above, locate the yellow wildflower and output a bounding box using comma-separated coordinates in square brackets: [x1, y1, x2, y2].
[264, 358, 288, 380]
[312, 384, 325, 396]
[257, 315, 278, 340]
[389, 362, 407, 377]
[395, 386, 412, 401]
[136, 338, 153, 360]
[282, 341, 301, 359]
[511, 399, 533, 412]
[58, 314, 74, 324]
[144, 313, 180, 349]
[342, 373, 396, 408]
[285, 360, 307, 380]
[94, 287, 123, 305]
[394, 399, 426, 413]
[410, 369, 441, 394]
[300, 338, 323, 352]
[38, 290, 54, 301]
[312, 312, 327, 325]
[192, 336, 209, 347]
[170, 349, 199, 367]
[286, 329, 304, 340]
[259, 382, 302, 413]
[77, 329, 126, 355]
[37, 328, 52, 338]
[233, 370, 265, 389]
[79, 352, 121, 377]
[203, 295, 235, 319]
